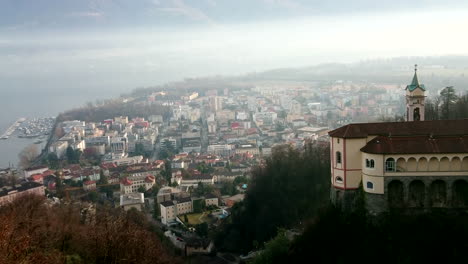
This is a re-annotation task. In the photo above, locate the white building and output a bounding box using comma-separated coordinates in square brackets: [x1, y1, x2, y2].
[113, 155, 144, 166]
[208, 122, 217, 134]
[236, 111, 249, 120]
[49, 141, 68, 159]
[207, 144, 234, 156]
[160, 201, 177, 225]
[120, 174, 156, 194]
[110, 137, 127, 153]
[23, 165, 48, 179]
[71, 140, 86, 151]
[160, 137, 177, 150]
[178, 175, 215, 188]
[120, 192, 145, 211]
[0, 182, 45, 206]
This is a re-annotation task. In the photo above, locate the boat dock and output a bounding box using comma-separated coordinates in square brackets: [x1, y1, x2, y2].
[0, 118, 26, 140]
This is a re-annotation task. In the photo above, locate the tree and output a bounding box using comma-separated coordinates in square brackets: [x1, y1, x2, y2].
[196, 223, 209, 238]
[99, 171, 109, 185]
[424, 97, 440, 120]
[134, 143, 145, 156]
[197, 163, 213, 174]
[233, 176, 249, 186]
[153, 198, 160, 220]
[454, 93, 468, 119]
[138, 186, 147, 193]
[215, 143, 330, 253]
[220, 181, 238, 196]
[251, 229, 291, 264]
[66, 146, 75, 163]
[18, 144, 39, 169]
[55, 174, 64, 198]
[440, 86, 458, 119]
[193, 199, 205, 213]
[162, 160, 172, 183]
[47, 153, 59, 169]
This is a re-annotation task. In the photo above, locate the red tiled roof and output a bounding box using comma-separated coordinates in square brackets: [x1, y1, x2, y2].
[30, 173, 44, 181]
[121, 178, 132, 186]
[329, 120, 468, 139]
[361, 135, 468, 154]
[101, 163, 117, 169]
[145, 175, 155, 182]
[84, 180, 96, 185]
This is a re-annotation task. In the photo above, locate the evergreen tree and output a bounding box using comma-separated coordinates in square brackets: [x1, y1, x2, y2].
[440, 86, 458, 119]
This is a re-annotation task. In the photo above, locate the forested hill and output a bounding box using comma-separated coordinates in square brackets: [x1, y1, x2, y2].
[215, 143, 331, 253]
[0, 195, 180, 264]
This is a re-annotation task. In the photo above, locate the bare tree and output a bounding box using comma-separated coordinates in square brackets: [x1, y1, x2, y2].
[18, 144, 39, 169]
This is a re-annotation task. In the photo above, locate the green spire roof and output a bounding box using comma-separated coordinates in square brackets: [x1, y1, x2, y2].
[406, 64, 426, 91]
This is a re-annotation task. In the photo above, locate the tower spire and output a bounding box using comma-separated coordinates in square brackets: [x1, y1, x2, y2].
[406, 64, 426, 121]
[411, 64, 419, 87]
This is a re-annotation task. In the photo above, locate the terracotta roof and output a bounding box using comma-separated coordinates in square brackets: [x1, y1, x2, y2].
[145, 175, 155, 182]
[121, 178, 132, 186]
[361, 135, 468, 154]
[329, 120, 468, 139]
[30, 173, 44, 181]
[84, 180, 96, 185]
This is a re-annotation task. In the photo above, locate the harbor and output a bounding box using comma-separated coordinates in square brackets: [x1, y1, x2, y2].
[0, 118, 26, 140]
[17, 117, 55, 139]
[0, 117, 55, 168]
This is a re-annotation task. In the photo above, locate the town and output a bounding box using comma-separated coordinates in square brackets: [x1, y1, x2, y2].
[1, 67, 467, 262]
[0, 76, 406, 256]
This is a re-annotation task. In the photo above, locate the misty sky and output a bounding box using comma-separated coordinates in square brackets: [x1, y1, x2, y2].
[1, 0, 468, 96]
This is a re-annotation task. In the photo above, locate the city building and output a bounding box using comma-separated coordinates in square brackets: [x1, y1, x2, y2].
[120, 174, 156, 194]
[49, 141, 68, 158]
[0, 182, 45, 206]
[205, 194, 219, 207]
[120, 192, 145, 211]
[113, 155, 144, 166]
[83, 180, 97, 191]
[160, 201, 177, 225]
[177, 175, 215, 187]
[24, 165, 49, 179]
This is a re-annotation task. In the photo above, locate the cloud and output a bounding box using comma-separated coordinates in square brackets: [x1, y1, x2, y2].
[153, 0, 215, 24]
[204, 0, 218, 7]
[69, 12, 103, 18]
[261, 0, 300, 10]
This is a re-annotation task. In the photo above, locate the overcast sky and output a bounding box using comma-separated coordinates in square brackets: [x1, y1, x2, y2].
[1, 0, 468, 95]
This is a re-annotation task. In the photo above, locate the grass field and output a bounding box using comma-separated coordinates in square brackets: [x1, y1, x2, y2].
[183, 212, 209, 225]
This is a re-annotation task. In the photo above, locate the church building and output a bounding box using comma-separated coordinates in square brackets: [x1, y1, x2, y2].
[328, 66, 468, 213]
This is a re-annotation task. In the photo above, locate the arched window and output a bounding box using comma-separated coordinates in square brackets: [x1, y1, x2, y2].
[370, 159, 375, 168]
[385, 158, 396, 172]
[336, 152, 342, 164]
[366, 181, 374, 189]
[365, 159, 370, 168]
[335, 176, 343, 183]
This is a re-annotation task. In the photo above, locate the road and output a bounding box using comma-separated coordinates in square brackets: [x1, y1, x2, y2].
[200, 107, 209, 154]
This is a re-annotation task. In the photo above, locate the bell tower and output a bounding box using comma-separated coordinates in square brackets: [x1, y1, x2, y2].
[405, 64, 426, 121]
